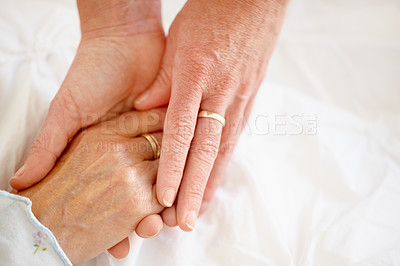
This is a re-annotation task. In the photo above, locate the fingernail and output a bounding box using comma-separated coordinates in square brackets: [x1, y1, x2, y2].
[9, 176, 18, 187]
[9, 164, 26, 187]
[162, 188, 175, 207]
[141, 232, 158, 238]
[134, 90, 149, 105]
[14, 164, 26, 177]
[185, 210, 197, 230]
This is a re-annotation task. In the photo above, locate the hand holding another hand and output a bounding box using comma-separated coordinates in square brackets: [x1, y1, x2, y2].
[10, 0, 288, 245]
[134, 0, 288, 230]
[10, 0, 165, 189]
[16, 109, 166, 265]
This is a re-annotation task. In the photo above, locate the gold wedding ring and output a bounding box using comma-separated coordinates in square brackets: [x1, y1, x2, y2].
[198, 110, 226, 127]
[140, 133, 161, 160]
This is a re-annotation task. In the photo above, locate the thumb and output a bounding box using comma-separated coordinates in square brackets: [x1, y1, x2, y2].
[9, 97, 81, 190]
[134, 67, 171, 110]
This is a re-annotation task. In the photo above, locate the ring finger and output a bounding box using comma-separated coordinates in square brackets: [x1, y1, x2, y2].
[129, 132, 163, 161]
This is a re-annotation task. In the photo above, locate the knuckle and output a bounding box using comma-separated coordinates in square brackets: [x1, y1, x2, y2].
[169, 132, 192, 154]
[165, 162, 184, 181]
[192, 130, 221, 164]
[177, 50, 214, 92]
[235, 86, 253, 102]
[168, 107, 195, 128]
[178, 51, 241, 99]
[118, 167, 136, 186]
[51, 87, 82, 123]
[218, 141, 236, 157]
[176, 89, 201, 106]
[187, 59, 212, 77]
[30, 137, 58, 163]
[166, 114, 195, 150]
[128, 192, 146, 215]
[195, 140, 219, 163]
[119, 167, 149, 213]
[185, 181, 206, 203]
[181, 48, 214, 70]
[124, 196, 144, 218]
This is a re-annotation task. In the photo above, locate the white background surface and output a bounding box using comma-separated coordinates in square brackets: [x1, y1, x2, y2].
[0, 0, 399, 265]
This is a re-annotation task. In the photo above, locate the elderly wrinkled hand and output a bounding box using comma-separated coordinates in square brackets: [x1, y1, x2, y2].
[134, 0, 289, 230]
[9, 0, 288, 238]
[15, 109, 166, 265]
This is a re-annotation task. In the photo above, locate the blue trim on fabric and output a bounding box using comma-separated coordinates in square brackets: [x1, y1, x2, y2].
[0, 190, 72, 266]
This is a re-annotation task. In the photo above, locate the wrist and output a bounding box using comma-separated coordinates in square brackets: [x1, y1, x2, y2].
[16, 181, 75, 261]
[77, 0, 163, 40]
[185, 0, 288, 29]
[233, 0, 289, 22]
[234, 0, 289, 8]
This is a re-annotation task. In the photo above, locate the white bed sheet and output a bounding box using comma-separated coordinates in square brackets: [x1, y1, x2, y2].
[0, 0, 399, 265]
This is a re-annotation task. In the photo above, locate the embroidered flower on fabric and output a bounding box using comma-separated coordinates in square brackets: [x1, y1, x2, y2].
[33, 231, 48, 254]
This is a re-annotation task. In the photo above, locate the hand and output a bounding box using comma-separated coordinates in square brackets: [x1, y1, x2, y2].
[16, 109, 166, 265]
[9, 0, 165, 189]
[134, 0, 288, 230]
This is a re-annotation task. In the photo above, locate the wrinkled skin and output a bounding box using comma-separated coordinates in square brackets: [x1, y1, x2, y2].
[15, 109, 166, 265]
[10, 0, 289, 245]
[134, 0, 289, 230]
[10, 0, 166, 256]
